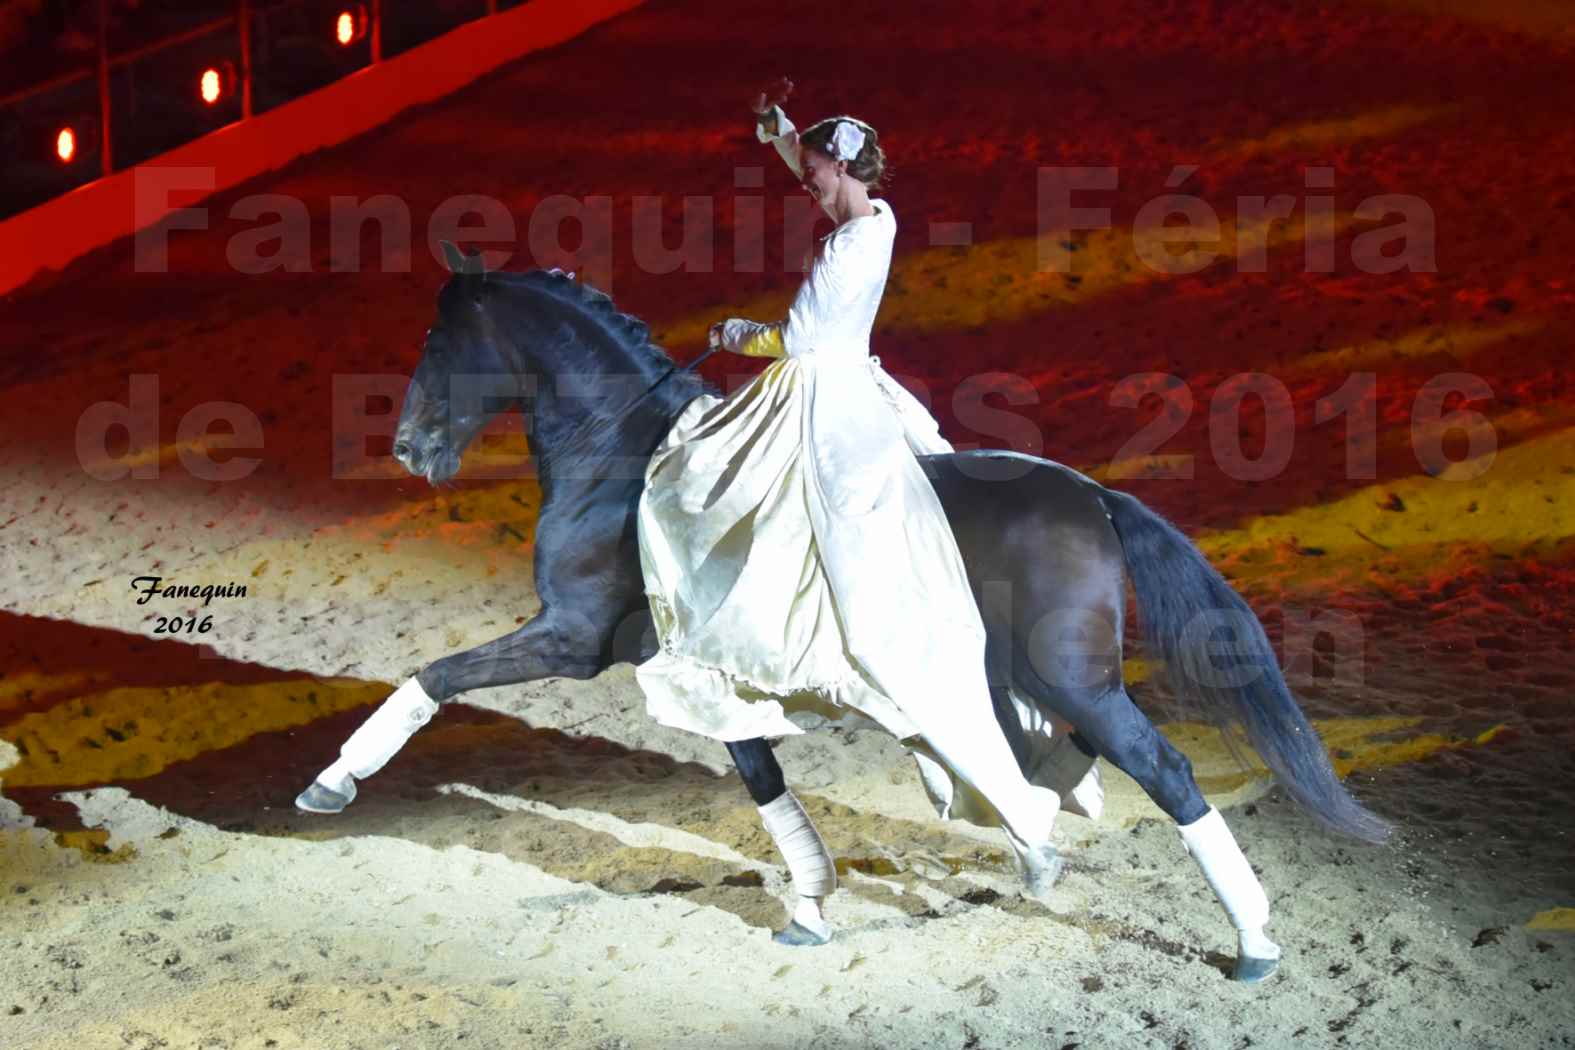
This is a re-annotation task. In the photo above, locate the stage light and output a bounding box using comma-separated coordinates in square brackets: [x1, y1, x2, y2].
[56, 127, 76, 163]
[335, 7, 368, 46]
[198, 62, 236, 106]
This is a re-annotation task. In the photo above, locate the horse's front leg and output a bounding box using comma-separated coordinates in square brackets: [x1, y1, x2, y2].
[295, 606, 607, 814]
[725, 739, 837, 947]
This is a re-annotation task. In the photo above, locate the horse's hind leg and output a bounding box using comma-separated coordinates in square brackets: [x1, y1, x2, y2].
[1025, 672, 1281, 981]
[295, 605, 609, 814]
[1045, 683, 1207, 826]
[726, 738, 836, 947]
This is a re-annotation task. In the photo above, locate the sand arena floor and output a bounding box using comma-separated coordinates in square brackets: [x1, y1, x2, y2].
[1, 0, 1573, 1047]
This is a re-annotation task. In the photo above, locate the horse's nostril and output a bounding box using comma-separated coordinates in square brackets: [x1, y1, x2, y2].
[393, 441, 411, 460]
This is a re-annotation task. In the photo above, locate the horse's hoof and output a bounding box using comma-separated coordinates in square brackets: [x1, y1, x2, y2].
[1232, 954, 1280, 983]
[295, 778, 354, 814]
[1020, 845, 1064, 899]
[772, 921, 832, 947]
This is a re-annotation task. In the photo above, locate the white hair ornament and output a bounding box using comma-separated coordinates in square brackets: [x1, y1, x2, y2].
[829, 120, 866, 162]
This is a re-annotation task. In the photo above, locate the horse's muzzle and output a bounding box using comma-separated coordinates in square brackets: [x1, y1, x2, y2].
[392, 431, 447, 480]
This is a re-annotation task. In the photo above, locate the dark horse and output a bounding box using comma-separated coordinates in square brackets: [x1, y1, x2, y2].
[299, 244, 1388, 981]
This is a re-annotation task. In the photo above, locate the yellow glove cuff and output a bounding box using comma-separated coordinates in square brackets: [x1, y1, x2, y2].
[736, 325, 786, 359]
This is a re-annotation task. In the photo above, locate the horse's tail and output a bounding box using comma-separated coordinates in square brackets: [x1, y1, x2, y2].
[1097, 486, 1391, 844]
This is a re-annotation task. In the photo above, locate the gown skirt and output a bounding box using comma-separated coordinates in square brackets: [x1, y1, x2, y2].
[635, 348, 1101, 830]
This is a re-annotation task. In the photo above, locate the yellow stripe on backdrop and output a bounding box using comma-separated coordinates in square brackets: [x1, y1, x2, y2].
[1083, 717, 1500, 828]
[1088, 328, 1568, 501]
[1352, 0, 1575, 41]
[1, 677, 389, 789]
[1197, 425, 1575, 591]
[1161, 717, 1503, 796]
[656, 214, 1354, 347]
[1526, 908, 1575, 932]
[1215, 104, 1447, 161]
[1291, 318, 1542, 375]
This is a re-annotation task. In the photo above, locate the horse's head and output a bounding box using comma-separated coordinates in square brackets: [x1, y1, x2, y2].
[394, 241, 550, 483]
[396, 243, 708, 486]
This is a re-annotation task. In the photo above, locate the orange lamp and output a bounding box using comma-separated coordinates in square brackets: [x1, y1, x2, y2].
[336, 7, 368, 46]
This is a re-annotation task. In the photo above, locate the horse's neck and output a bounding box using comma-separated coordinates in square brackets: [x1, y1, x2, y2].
[525, 365, 651, 446]
[495, 288, 714, 493]
[523, 382, 579, 448]
[526, 366, 700, 501]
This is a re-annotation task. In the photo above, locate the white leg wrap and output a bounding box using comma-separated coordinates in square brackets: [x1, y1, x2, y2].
[1066, 762, 1104, 822]
[789, 897, 829, 939]
[317, 677, 439, 790]
[758, 790, 837, 904]
[1177, 806, 1281, 960]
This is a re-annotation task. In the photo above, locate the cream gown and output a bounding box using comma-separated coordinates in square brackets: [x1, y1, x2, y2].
[634, 106, 1101, 834]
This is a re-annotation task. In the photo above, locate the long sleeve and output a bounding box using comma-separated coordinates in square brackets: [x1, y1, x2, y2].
[721, 104, 805, 357]
[755, 104, 802, 179]
[718, 231, 859, 360]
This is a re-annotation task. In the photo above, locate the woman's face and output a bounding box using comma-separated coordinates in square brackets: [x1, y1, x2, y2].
[798, 147, 844, 210]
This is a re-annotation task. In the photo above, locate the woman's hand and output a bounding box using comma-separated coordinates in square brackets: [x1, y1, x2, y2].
[750, 76, 793, 116]
[708, 321, 726, 350]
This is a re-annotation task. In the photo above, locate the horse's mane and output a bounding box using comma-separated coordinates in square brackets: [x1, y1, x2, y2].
[490, 267, 715, 482]
[499, 267, 679, 375]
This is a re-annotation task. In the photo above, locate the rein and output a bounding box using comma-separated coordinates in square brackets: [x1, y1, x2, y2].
[534, 343, 720, 477]
[640, 344, 719, 402]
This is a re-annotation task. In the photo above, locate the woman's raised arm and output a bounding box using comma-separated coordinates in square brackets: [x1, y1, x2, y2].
[750, 76, 802, 179]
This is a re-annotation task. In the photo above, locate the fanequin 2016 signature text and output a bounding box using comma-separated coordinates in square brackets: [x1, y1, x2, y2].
[130, 576, 249, 605]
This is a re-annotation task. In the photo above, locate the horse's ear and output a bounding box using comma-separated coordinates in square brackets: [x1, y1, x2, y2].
[439, 240, 487, 276]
